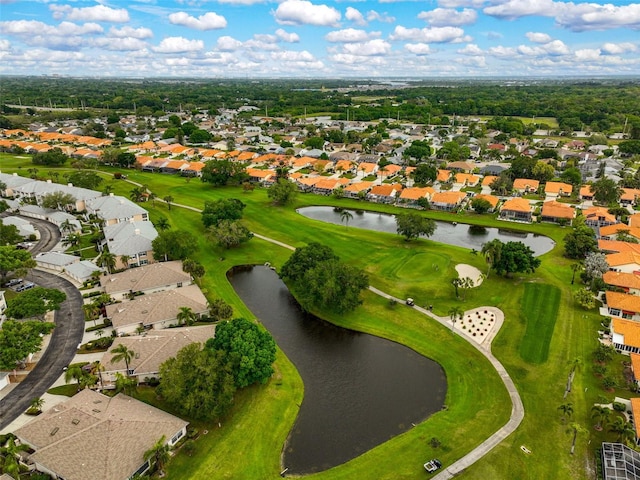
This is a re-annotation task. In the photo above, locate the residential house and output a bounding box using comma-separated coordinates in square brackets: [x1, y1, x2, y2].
[629, 214, 640, 229]
[481, 175, 498, 193]
[102, 220, 158, 269]
[611, 317, 640, 354]
[604, 291, 640, 321]
[600, 224, 640, 242]
[631, 353, 640, 390]
[367, 184, 403, 204]
[603, 271, 640, 296]
[513, 178, 540, 195]
[378, 164, 402, 180]
[13, 389, 188, 480]
[472, 194, 500, 212]
[430, 191, 466, 211]
[398, 187, 434, 206]
[582, 207, 617, 228]
[343, 182, 373, 199]
[436, 169, 452, 183]
[599, 239, 640, 255]
[246, 168, 275, 185]
[447, 161, 475, 172]
[544, 181, 573, 198]
[100, 261, 193, 301]
[313, 178, 349, 195]
[101, 325, 216, 385]
[296, 177, 321, 192]
[453, 173, 480, 188]
[579, 185, 595, 201]
[85, 194, 149, 226]
[606, 252, 640, 274]
[1, 216, 37, 238]
[357, 162, 378, 178]
[540, 201, 575, 224]
[620, 188, 640, 206]
[107, 284, 209, 335]
[499, 198, 533, 222]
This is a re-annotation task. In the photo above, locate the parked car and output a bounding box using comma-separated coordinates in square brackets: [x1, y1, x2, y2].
[16, 282, 35, 292]
[424, 459, 442, 473]
[3, 278, 23, 287]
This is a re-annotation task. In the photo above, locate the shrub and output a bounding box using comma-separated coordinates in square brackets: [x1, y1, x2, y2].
[613, 401, 626, 412]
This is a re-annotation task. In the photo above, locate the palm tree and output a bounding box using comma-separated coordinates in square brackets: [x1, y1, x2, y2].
[62, 232, 81, 249]
[571, 262, 583, 285]
[110, 344, 136, 376]
[64, 365, 85, 388]
[451, 277, 463, 299]
[102, 184, 114, 196]
[177, 306, 197, 326]
[340, 209, 353, 229]
[567, 422, 586, 454]
[113, 372, 137, 395]
[97, 250, 117, 274]
[29, 396, 45, 413]
[82, 303, 100, 326]
[591, 405, 611, 431]
[448, 306, 463, 332]
[163, 195, 174, 210]
[558, 402, 574, 423]
[608, 416, 636, 443]
[481, 239, 502, 278]
[0, 435, 30, 478]
[148, 191, 157, 206]
[144, 436, 171, 476]
[129, 187, 145, 202]
[60, 219, 74, 235]
[154, 217, 170, 231]
[120, 255, 131, 269]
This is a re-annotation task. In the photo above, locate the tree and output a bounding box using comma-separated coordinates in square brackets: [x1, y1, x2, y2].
[492, 241, 541, 277]
[209, 298, 233, 322]
[144, 436, 171, 476]
[97, 249, 117, 274]
[66, 171, 103, 190]
[201, 198, 246, 228]
[448, 306, 463, 331]
[0, 221, 22, 246]
[608, 416, 636, 444]
[583, 252, 609, 281]
[154, 217, 171, 231]
[490, 174, 513, 196]
[280, 242, 340, 284]
[201, 159, 248, 186]
[340, 209, 353, 229]
[163, 195, 174, 210]
[189, 129, 212, 144]
[182, 258, 205, 279]
[570, 262, 583, 285]
[563, 225, 597, 259]
[42, 191, 76, 210]
[129, 187, 146, 203]
[158, 343, 236, 421]
[591, 405, 611, 431]
[62, 232, 81, 249]
[110, 344, 135, 375]
[5, 287, 66, 320]
[29, 396, 45, 414]
[113, 371, 137, 395]
[412, 163, 437, 185]
[575, 288, 595, 310]
[560, 167, 583, 187]
[592, 177, 622, 205]
[481, 239, 502, 278]
[32, 147, 68, 166]
[208, 220, 253, 249]
[567, 422, 586, 454]
[532, 161, 555, 182]
[558, 402, 574, 423]
[152, 230, 196, 261]
[267, 178, 298, 205]
[117, 152, 136, 168]
[0, 320, 55, 369]
[0, 435, 30, 478]
[206, 317, 277, 388]
[395, 212, 436, 241]
[177, 306, 197, 326]
[470, 198, 492, 214]
[404, 140, 432, 162]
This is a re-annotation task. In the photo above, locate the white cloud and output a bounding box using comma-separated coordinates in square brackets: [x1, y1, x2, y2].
[483, 0, 554, 20]
[517, 39, 569, 56]
[244, 38, 280, 51]
[275, 28, 300, 43]
[438, 0, 486, 7]
[0, 20, 103, 37]
[555, 3, 640, 32]
[108, 26, 153, 39]
[389, 25, 469, 43]
[456, 55, 486, 67]
[325, 28, 378, 43]
[526, 32, 552, 43]
[487, 45, 517, 57]
[342, 39, 390, 56]
[216, 36, 243, 51]
[404, 43, 432, 55]
[418, 8, 477, 26]
[271, 50, 316, 62]
[345, 7, 366, 26]
[367, 11, 395, 23]
[601, 42, 637, 55]
[93, 37, 148, 51]
[574, 48, 601, 61]
[330, 53, 373, 65]
[0, 39, 10, 51]
[457, 43, 483, 55]
[217, 0, 265, 4]
[153, 37, 204, 53]
[169, 12, 227, 30]
[274, 0, 341, 27]
[49, 4, 130, 23]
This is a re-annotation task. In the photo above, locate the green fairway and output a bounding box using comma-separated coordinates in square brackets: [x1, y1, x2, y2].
[518, 283, 561, 364]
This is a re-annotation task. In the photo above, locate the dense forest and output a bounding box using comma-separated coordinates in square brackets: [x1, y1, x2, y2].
[1, 77, 639, 134]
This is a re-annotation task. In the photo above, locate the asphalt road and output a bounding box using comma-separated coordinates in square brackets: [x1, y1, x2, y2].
[0, 217, 83, 430]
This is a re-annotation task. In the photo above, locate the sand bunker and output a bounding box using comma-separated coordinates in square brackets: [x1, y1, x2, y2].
[455, 264, 484, 287]
[455, 306, 504, 346]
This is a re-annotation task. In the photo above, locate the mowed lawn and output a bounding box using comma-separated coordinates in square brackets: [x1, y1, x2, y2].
[518, 283, 561, 364]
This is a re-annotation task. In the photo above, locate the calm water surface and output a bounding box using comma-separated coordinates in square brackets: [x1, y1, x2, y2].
[228, 265, 447, 474]
[298, 206, 555, 256]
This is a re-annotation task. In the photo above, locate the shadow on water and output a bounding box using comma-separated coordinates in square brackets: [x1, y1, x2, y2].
[228, 265, 447, 474]
[298, 206, 555, 256]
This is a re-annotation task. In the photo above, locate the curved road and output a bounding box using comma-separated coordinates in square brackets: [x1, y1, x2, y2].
[0, 218, 84, 430]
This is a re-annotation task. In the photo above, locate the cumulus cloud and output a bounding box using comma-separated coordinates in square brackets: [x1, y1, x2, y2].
[367, 11, 395, 23]
[169, 12, 227, 30]
[325, 28, 378, 43]
[526, 32, 552, 43]
[439, 0, 487, 7]
[487, 45, 517, 57]
[574, 48, 602, 61]
[389, 25, 469, 43]
[93, 37, 149, 51]
[153, 36, 204, 53]
[49, 4, 130, 23]
[271, 50, 316, 62]
[418, 8, 477, 26]
[0, 20, 103, 37]
[342, 39, 390, 56]
[601, 42, 638, 54]
[457, 43, 483, 55]
[483, 0, 553, 20]
[275, 28, 300, 43]
[555, 3, 640, 32]
[216, 36, 243, 51]
[108, 26, 153, 39]
[404, 43, 432, 55]
[274, 0, 341, 27]
[345, 7, 366, 26]
[517, 39, 570, 56]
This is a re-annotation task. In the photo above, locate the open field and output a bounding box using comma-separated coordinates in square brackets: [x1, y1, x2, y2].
[0, 155, 621, 479]
[519, 283, 562, 364]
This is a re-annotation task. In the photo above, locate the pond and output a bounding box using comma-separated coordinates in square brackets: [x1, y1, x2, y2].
[297, 206, 555, 256]
[228, 265, 447, 474]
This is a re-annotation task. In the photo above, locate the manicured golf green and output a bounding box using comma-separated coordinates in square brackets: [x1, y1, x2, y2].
[519, 283, 561, 364]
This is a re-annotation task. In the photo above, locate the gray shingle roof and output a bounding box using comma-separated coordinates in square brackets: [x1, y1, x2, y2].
[103, 221, 157, 256]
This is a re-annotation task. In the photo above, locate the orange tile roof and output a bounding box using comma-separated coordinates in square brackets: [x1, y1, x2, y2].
[381, 164, 402, 175]
[237, 151, 257, 161]
[165, 160, 188, 170]
[314, 178, 342, 190]
[246, 168, 274, 179]
[404, 166, 416, 175]
[607, 291, 640, 312]
[544, 181, 573, 195]
[399, 187, 435, 200]
[513, 178, 540, 191]
[600, 224, 640, 240]
[431, 191, 466, 205]
[369, 183, 402, 197]
[541, 201, 575, 219]
[482, 175, 497, 186]
[603, 271, 640, 291]
[607, 251, 640, 268]
[629, 214, 640, 228]
[454, 173, 480, 185]
[297, 177, 320, 187]
[579, 185, 594, 197]
[334, 160, 354, 171]
[613, 317, 640, 348]
[344, 182, 373, 193]
[185, 161, 205, 172]
[436, 169, 452, 182]
[622, 188, 640, 202]
[289, 157, 311, 168]
[599, 240, 640, 255]
[473, 194, 500, 208]
[500, 198, 532, 213]
[358, 162, 377, 174]
[631, 353, 640, 379]
[631, 398, 640, 439]
[200, 149, 222, 158]
[583, 206, 616, 224]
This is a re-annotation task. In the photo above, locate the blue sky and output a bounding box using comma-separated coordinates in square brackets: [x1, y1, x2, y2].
[1, 0, 639, 77]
